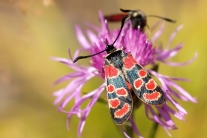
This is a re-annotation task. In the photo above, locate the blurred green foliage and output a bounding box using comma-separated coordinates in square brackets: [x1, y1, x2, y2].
[0, 0, 206, 138]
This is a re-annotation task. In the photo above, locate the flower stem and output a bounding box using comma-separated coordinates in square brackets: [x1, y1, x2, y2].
[148, 120, 159, 138]
[125, 120, 134, 138]
[124, 110, 134, 137]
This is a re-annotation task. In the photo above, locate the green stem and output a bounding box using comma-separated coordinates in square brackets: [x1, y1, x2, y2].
[125, 121, 134, 138]
[148, 121, 159, 138]
[124, 112, 134, 138]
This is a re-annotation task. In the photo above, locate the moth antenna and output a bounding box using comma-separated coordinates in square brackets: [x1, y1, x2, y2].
[73, 14, 129, 63]
[73, 49, 106, 63]
[120, 8, 131, 13]
[112, 14, 129, 45]
[147, 15, 176, 23]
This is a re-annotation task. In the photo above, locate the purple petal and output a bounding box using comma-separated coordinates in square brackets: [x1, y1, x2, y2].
[162, 104, 185, 120]
[150, 19, 163, 32]
[86, 29, 99, 45]
[51, 57, 83, 71]
[166, 25, 183, 49]
[98, 11, 112, 43]
[68, 83, 105, 118]
[162, 53, 198, 66]
[66, 84, 105, 131]
[156, 43, 183, 60]
[168, 80, 197, 102]
[167, 95, 187, 114]
[151, 22, 165, 43]
[156, 106, 177, 129]
[169, 87, 190, 101]
[53, 72, 84, 85]
[60, 83, 84, 108]
[77, 84, 105, 137]
[150, 70, 196, 102]
[54, 77, 83, 105]
[68, 48, 73, 60]
[53, 88, 63, 97]
[145, 105, 175, 128]
[163, 127, 172, 137]
[75, 25, 91, 49]
[85, 22, 100, 32]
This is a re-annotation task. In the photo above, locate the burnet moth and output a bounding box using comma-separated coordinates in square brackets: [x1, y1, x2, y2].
[104, 8, 176, 31]
[73, 15, 165, 125]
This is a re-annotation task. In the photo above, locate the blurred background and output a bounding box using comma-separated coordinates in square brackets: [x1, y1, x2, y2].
[0, 0, 206, 138]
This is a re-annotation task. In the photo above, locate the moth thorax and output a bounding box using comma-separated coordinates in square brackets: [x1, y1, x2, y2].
[109, 51, 124, 69]
[131, 10, 147, 29]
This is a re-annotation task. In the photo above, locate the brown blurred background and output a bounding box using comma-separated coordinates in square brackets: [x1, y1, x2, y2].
[0, 0, 206, 138]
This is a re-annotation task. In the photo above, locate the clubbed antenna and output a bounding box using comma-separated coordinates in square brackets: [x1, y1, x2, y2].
[147, 15, 176, 23]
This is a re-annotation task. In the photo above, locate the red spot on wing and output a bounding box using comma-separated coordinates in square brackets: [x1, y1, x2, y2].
[139, 70, 147, 77]
[104, 66, 109, 78]
[128, 54, 137, 63]
[143, 91, 161, 101]
[124, 54, 138, 70]
[107, 85, 115, 93]
[114, 103, 130, 118]
[109, 99, 120, 108]
[124, 57, 135, 69]
[116, 88, 128, 96]
[126, 81, 132, 90]
[146, 79, 157, 90]
[108, 65, 119, 78]
[134, 78, 143, 90]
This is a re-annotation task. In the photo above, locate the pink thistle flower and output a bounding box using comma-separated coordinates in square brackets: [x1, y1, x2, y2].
[52, 11, 197, 138]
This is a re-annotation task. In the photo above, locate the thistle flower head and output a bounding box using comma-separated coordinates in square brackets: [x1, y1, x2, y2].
[52, 11, 197, 138]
